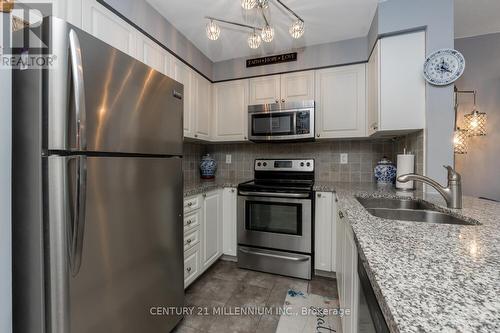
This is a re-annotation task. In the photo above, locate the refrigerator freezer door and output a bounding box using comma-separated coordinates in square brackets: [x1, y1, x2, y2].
[44, 17, 183, 155]
[45, 155, 184, 333]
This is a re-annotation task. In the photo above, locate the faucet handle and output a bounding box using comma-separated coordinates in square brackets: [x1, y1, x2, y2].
[443, 165, 461, 182]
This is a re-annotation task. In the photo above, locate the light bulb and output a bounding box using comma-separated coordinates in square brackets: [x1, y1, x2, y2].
[289, 20, 304, 39]
[248, 31, 261, 49]
[206, 20, 220, 41]
[261, 25, 274, 43]
[241, 0, 256, 10]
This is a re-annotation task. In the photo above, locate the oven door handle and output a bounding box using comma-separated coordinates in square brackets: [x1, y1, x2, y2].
[238, 248, 309, 261]
[238, 191, 310, 198]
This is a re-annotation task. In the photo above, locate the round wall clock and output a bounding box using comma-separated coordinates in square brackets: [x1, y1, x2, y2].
[423, 49, 465, 86]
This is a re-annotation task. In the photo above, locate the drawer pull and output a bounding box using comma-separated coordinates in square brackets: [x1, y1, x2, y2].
[338, 211, 344, 219]
[186, 267, 192, 272]
[317, 193, 322, 198]
[186, 239, 192, 244]
[186, 219, 192, 225]
[187, 202, 193, 207]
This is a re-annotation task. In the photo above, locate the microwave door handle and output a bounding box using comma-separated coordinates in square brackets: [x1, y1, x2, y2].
[292, 112, 297, 135]
[68, 29, 87, 151]
[238, 190, 309, 198]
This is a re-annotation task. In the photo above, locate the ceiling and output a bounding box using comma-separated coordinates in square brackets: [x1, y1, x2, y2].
[146, 0, 378, 62]
[455, 0, 500, 39]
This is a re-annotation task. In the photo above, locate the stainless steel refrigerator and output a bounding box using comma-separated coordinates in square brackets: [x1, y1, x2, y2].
[12, 17, 184, 333]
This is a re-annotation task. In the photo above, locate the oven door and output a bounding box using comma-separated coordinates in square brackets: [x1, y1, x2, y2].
[237, 192, 312, 253]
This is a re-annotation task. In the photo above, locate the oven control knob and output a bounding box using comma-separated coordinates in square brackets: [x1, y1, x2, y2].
[257, 162, 261, 167]
[306, 162, 311, 167]
[263, 162, 267, 167]
[300, 162, 304, 167]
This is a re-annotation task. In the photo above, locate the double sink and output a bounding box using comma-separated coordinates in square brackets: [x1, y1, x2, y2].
[356, 197, 478, 226]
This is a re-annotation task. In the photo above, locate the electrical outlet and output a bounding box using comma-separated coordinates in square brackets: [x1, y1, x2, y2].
[340, 153, 348, 164]
[225, 154, 232, 164]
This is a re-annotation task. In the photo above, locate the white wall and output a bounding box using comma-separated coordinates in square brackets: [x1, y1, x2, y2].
[0, 12, 12, 333]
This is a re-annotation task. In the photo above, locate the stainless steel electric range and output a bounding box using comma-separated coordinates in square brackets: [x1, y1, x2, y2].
[237, 159, 314, 280]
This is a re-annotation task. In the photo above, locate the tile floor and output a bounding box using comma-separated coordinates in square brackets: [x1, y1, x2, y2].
[173, 260, 339, 333]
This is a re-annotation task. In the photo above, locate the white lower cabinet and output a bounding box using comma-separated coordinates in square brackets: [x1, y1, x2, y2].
[222, 188, 237, 256]
[183, 190, 223, 288]
[314, 192, 337, 272]
[336, 208, 359, 333]
[201, 191, 222, 270]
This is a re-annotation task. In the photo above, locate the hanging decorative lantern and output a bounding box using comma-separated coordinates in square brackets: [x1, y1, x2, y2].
[247, 30, 261, 49]
[241, 0, 256, 10]
[206, 20, 221, 41]
[453, 128, 469, 154]
[464, 109, 487, 136]
[261, 25, 274, 43]
[289, 20, 305, 39]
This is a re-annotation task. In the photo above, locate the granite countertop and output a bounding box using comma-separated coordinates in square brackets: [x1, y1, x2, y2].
[184, 177, 251, 197]
[327, 182, 500, 332]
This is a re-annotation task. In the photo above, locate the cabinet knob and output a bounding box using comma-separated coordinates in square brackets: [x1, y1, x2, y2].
[316, 134, 320, 138]
[202, 193, 207, 198]
[281, 99, 285, 103]
[231, 189, 235, 193]
[186, 239, 192, 244]
[338, 211, 344, 219]
[194, 134, 198, 138]
[244, 136, 247, 140]
[186, 219, 192, 225]
[317, 193, 322, 198]
[275, 99, 279, 103]
[186, 267, 192, 272]
[187, 202, 193, 207]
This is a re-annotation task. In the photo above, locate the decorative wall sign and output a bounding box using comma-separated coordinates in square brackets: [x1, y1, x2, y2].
[246, 52, 297, 67]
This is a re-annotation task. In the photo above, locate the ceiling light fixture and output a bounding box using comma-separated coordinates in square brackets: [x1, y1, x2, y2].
[261, 25, 274, 43]
[289, 20, 304, 39]
[205, 0, 304, 49]
[248, 30, 262, 49]
[241, 0, 256, 10]
[205, 20, 220, 41]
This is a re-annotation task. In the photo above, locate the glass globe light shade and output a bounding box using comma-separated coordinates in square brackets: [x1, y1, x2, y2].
[241, 0, 256, 10]
[453, 128, 469, 154]
[261, 25, 274, 43]
[248, 31, 261, 49]
[289, 20, 304, 39]
[206, 20, 220, 41]
[464, 109, 487, 136]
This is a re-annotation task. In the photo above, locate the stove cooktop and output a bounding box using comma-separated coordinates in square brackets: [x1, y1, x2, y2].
[238, 179, 314, 193]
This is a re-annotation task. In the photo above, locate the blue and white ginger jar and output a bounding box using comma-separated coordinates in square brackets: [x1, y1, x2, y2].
[374, 157, 397, 184]
[199, 154, 217, 179]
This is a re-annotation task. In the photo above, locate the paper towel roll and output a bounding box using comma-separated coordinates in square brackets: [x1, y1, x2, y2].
[396, 154, 415, 189]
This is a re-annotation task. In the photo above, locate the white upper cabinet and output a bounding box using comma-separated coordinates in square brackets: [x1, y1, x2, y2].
[315, 64, 367, 139]
[249, 72, 314, 105]
[193, 75, 212, 140]
[212, 79, 249, 142]
[169, 58, 195, 138]
[280, 71, 315, 102]
[368, 31, 426, 135]
[81, 0, 136, 57]
[249, 75, 281, 105]
[136, 36, 166, 74]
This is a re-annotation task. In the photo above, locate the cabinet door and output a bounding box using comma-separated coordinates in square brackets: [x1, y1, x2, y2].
[82, 0, 136, 57]
[212, 80, 248, 141]
[170, 58, 194, 138]
[379, 31, 425, 132]
[336, 213, 345, 305]
[367, 41, 380, 136]
[314, 192, 333, 271]
[201, 191, 222, 270]
[343, 225, 359, 333]
[222, 188, 237, 256]
[194, 75, 211, 140]
[249, 75, 281, 105]
[315, 64, 367, 139]
[136, 36, 166, 74]
[280, 71, 315, 103]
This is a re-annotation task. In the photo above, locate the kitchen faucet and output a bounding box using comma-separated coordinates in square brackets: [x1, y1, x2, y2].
[397, 165, 462, 209]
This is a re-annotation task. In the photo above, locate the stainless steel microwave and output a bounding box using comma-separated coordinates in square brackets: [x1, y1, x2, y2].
[248, 100, 315, 142]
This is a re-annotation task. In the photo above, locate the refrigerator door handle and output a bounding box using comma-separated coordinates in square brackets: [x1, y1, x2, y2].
[69, 29, 87, 151]
[68, 156, 87, 276]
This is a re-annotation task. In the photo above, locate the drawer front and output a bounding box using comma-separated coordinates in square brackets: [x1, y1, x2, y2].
[184, 244, 200, 288]
[184, 229, 200, 252]
[184, 210, 200, 233]
[184, 196, 200, 213]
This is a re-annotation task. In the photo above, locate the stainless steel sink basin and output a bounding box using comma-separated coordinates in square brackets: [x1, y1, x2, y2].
[356, 197, 478, 226]
[356, 197, 437, 211]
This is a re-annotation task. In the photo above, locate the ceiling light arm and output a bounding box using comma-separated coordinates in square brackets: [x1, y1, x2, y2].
[205, 16, 262, 31]
[259, 7, 270, 26]
[273, 0, 304, 22]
